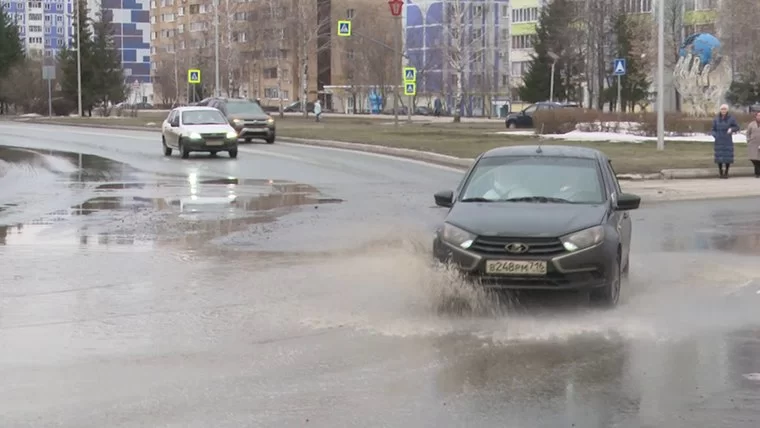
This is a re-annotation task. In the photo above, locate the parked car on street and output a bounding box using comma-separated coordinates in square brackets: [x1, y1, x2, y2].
[505, 101, 580, 129]
[431, 145, 640, 308]
[161, 106, 239, 159]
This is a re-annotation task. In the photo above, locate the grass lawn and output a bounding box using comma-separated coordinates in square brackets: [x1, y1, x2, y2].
[28, 112, 717, 174]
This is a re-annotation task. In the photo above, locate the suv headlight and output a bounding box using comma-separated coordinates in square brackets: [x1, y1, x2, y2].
[442, 223, 476, 249]
[188, 132, 202, 140]
[560, 225, 605, 252]
[225, 131, 238, 139]
[267, 116, 275, 125]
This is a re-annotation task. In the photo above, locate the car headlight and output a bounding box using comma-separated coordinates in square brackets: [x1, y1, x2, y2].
[442, 223, 476, 249]
[232, 118, 243, 124]
[226, 131, 238, 139]
[560, 225, 605, 252]
[188, 132, 202, 140]
[267, 116, 275, 125]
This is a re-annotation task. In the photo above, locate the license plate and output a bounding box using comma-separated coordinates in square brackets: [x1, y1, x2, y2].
[206, 139, 223, 146]
[485, 260, 547, 276]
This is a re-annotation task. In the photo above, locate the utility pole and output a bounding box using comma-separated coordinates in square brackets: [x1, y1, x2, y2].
[75, 0, 83, 116]
[656, 0, 665, 150]
[214, 0, 220, 97]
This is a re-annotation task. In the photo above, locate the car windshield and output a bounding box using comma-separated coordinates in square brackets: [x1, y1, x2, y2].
[226, 101, 265, 115]
[460, 155, 605, 204]
[181, 110, 228, 125]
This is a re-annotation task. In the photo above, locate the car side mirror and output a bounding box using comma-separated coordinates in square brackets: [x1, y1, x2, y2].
[170, 120, 179, 127]
[434, 190, 454, 207]
[616, 193, 641, 211]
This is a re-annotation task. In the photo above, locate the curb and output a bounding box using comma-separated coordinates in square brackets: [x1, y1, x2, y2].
[9, 118, 752, 180]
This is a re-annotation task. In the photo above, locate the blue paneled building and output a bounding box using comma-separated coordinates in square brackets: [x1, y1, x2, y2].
[403, 0, 510, 115]
[98, 0, 151, 85]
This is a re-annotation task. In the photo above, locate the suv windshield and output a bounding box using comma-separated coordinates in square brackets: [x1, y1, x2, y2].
[181, 110, 228, 125]
[226, 101, 265, 115]
[460, 155, 605, 204]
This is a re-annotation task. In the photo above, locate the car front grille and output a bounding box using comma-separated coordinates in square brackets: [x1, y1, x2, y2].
[201, 132, 227, 139]
[243, 120, 267, 126]
[470, 236, 565, 256]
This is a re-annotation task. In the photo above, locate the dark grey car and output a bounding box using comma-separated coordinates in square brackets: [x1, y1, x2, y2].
[432, 145, 641, 307]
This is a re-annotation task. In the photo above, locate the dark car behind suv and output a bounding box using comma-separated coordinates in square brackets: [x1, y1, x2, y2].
[432, 145, 640, 307]
[505, 101, 580, 129]
[199, 97, 276, 143]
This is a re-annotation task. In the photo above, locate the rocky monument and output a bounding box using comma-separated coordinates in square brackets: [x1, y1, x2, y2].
[672, 33, 733, 117]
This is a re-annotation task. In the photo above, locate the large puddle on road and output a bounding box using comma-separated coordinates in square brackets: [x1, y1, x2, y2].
[0, 146, 343, 250]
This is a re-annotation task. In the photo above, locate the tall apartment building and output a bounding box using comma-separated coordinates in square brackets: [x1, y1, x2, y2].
[149, 0, 397, 109]
[403, 0, 511, 115]
[100, 0, 152, 88]
[0, 0, 75, 58]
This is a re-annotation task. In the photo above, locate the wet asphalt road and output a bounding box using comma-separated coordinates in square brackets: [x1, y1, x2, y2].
[1, 122, 760, 427]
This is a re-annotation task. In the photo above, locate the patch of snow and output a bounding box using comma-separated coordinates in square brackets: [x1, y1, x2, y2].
[539, 130, 746, 144]
[19, 113, 42, 117]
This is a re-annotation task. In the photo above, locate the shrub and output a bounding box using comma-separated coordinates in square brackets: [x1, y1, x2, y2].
[534, 109, 755, 136]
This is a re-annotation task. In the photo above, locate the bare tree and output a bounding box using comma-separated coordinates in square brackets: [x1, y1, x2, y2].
[0, 58, 49, 113]
[717, 0, 760, 82]
[442, 0, 486, 122]
[275, 1, 330, 118]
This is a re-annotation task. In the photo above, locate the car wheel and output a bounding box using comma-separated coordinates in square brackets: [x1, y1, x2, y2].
[162, 137, 172, 156]
[244, 138, 252, 143]
[228, 148, 238, 158]
[265, 135, 275, 144]
[590, 252, 621, 308]
[179, 140, 190, 159]
[622, 254, 630, 276]
[210, 151, 218, 156]
[507, 121, 517, 129]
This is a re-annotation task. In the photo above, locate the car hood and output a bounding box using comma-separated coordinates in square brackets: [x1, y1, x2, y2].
[184, 124, 234, 133]
[228, 113, 270, 121]
[506, 112, 521, 120]
[446, 202, 607, 237]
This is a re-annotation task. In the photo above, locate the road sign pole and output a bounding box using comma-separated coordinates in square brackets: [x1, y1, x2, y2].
[48, 78, 52, 117]
[657, 0, 665, 151]
[617, 75, 622, 112]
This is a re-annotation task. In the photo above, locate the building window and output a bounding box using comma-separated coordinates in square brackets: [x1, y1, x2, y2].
[190, 21, 205, 31]
[177, 23, 184, 32]
[511, 61, 529, 77]
[189, 4, 199, 14]
[56, 26, 62, 34]
[28, 25, 42, 32]
[264, 87, 280, 98]
[233, 31, 247, 42]
[511, 7, 538, 23]
[150, 15, 156, 23]
[502, 74, 508, 86]
[472, 28, 482, 40]
[150, 0, 156, 8]
[623, 0, 652, 13]
[150, 31, 157, 40]
[684, 0, 717, 10]
[511, 34, 532, 50]
[346, 8, 354, 18]
[56, 38, 63, 46]
[162, 13, 174, 22]
[472, 4, 482, 16]
[28, 13, 42, 20]
[263, 67, 277, 79]
[234, 12, 246, 20]
[501, 4, 508, 18]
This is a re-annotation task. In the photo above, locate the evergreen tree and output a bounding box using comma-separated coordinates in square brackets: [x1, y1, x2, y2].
[0, 4, 24, 112]
[90, 8, 126, 107]
[518, 0, 577, 103]
[614, 15, 651, 111]
[0, 4, 23, 78]
[58, 0, 96, 114]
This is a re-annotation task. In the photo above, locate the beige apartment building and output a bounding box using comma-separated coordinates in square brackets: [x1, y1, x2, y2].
[149, 0, 400, 110]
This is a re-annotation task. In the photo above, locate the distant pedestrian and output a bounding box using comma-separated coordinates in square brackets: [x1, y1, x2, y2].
[711, 104, 740, 178]
[314, 99, 322, 122]
[747, 111, 760, 177]
[433, 97, 442, 117]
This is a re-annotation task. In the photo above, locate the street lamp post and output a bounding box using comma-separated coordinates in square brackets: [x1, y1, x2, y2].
[656, 0, 665, 150]
[548, 51, 559, 103]
[75, 0, 83, 116]
[213, 0, 220, 97]
[389, 0, 404, 127]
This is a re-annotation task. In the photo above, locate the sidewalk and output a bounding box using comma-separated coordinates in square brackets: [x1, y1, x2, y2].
[622, 176, 760, 203]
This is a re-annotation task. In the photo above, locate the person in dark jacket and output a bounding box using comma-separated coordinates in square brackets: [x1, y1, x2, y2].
[711, 104, 741, 178]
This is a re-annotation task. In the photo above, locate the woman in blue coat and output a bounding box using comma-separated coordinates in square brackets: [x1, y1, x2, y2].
[712, 104, 741, 178]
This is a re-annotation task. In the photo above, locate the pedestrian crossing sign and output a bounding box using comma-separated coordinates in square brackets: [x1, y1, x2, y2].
[404, 82, 416, 96]
[403, 67, 416, 82]
[337, 20, 351, 37]
[188, 68, 201, 84]
[613, 58, 626, 76]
